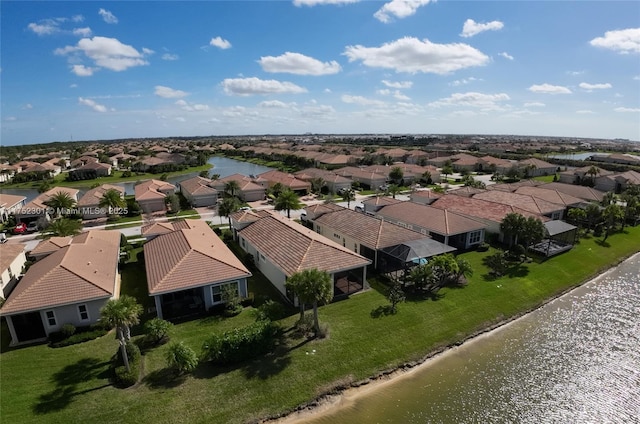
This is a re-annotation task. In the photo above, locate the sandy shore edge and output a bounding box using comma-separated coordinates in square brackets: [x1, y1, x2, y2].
[259, 251, 640, 424]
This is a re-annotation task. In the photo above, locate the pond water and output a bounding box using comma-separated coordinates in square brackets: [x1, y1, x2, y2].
[299, 253, 640, 424]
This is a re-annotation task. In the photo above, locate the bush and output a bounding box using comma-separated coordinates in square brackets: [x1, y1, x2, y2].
[165, 341, 198, 374]
[61, 323, 76, 338]
[293, 314, 315, 339]
[49, 325, 109, 348]
[202, 320, 279, 365]
[476, 242, 490, 252]
[114, 365, 138, 388]
[254, 299, 286, 321]
[144, 318, 173, 345]
[113, 341, 141, 387]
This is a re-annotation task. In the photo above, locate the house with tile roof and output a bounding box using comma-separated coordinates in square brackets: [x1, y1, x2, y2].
[29, 236, 73, 261]
[257, 170, 311, 194]
[409, 190, 442, 205]
[179, 176, 219, 207]
[558, 166, 613, 185]
[472, 190, 566, 220]
[513, 186, 585, 208]
[144, 220, 251, 320]
[294, 168, 353, 194]
[518, 158, 558, 177]
[0, 230, 121, 345]
[77, 184, 125, 219]
[75, 161, 112, 177]
[15, 187, 80, 224]
[594, 170, 640, 193]
[334, 167, 388, 190]
[0, 193, 26, 223]
[213, 174, 266, 202]
[362, 195, 402, 215]
[134, 179, 176, 213]
[237, 212, 371, 302]
[311, 207, 455, 272]
[375, 202, 486, 249]
[0, 244, 27, 299]
[536, 182, 605, 202]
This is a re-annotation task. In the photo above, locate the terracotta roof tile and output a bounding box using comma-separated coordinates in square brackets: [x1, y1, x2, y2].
[0, 194, 26, 208]
[377, 202, 486, 236]
[134, 179, 175, 201]
[238, 213, 370, 276]
[0, 244, 26, 272]
[431, 195, 547, 223]
[29, 237, 73, 258]
[537, 182, 605, 202]
[144, 220, 250, 295]
[472, 190, 564, 215]
[179, 176, 218, 196]
[0, 230, 121, 315]
[77, 184, 124, 207]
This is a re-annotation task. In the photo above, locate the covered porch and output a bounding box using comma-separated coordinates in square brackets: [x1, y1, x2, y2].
[529, 220, 577, 257]
[333, 267, 366, 299]
[155, 287, 206, 321]
[378, 239, 457, 282]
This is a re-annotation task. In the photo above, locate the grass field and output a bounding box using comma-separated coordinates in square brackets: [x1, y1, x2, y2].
[1, 226, 639, 423]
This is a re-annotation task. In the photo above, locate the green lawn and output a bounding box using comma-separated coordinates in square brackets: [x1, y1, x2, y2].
[532, 174, 557, 182]
[1, 226, 639, 423]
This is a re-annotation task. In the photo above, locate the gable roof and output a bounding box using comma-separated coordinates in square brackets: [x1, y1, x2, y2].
[514, 186, 584, 207]
[29, 237, 73, 258]
[0, 194, 26, 209]
[144, 220, 251, 295]
[134, 179, 175, 201]
[314, 208, 426, 249]
[362, 196, 403, 207]
[179, 176, 218, 196]
[537, 182, 605, 202]
[0, 244, 26, 272]
[216, 174, 265, 192]
[77, 184, 125, 207]
[238, 213, 370, 276]
[258, 170, 311, 190]
[431, 194, 548, 224]
[0, 230, 121, 315]
[472, 190, 564, 215]
[141, 219, 201, 238]
[18, 187, 80, 212]
[518, 157, 557, 169]
[377, 202, 486, 236]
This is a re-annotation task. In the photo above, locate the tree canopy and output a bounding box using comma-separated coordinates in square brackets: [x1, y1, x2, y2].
[274, 189, 303, 219]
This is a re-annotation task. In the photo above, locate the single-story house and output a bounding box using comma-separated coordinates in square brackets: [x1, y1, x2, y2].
[0, 230, 121, 345]
[311, 207, 455, 273]
[0, 244, 27, 299]
[257, 170, 311, 194]
[77, 184, 126, 219]
[28, 236, 73, 261]
[409, 190, 442, 205]
[213, 174, 266, 202]
[144, 220, 251, 320]
[140, 219, 204, 240]
[362, 196, 402, 215]
[517, 158, 558, 177]
[536, 182, 606, 202]
[237, 212, 372, 303]
[134, 179, 176, 213]
[76, 161, 112, 177]
[558, 166, 613, 185]
[14, 187, 80, 224]
[0, 193, 27, 223]
[179, 176, 219, 207]
[334, 167, 388, 190]
[473, 190, 566, 220]
[294, 168, 352, 194]
[594, 170, 640, 193]
[513, 186, 585, 208]
[375, 201, 487, 249]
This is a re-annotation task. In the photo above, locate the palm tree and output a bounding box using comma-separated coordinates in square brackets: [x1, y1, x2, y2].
[218, 197, 239, 227]
[441, 162, 453, 182]
[100, 295, 143, 372]
[601, 191, 616, 207]
[500, 213, 526, 247]
[99, 189, 126, 217]
[286, 269, 332, 334]
[39, 218, 82, 238]
[585, 203, 602, 231]
[455, 257, 474, 283]
[387, 184, 402, 199]
[341, 188, 356, 209]
[43, 191, 76, 218]
[224, 180, 241, 199]
[586, 166, 600, 185]
[274, 189, 303, 219]
[388, 166, 404, 185]
[602, 204, 624, 241]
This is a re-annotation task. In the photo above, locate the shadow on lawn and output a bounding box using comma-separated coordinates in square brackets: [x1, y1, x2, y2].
[33, 357, 111, 414]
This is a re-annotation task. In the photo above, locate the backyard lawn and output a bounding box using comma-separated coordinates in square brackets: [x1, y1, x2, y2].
[1, 226, 639, 423]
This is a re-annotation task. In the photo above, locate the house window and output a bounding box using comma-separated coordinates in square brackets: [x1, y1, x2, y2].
[316, 225, 322, 234]
[45, 310, 57, 327]
[551, 211, 562, 220]
[212, 281, 239, 304]
[468, 230, 482, 245]
[354, 244, 358, 254]
[78, 304, 89, 321]
[240, 238, 245, 248]
[259, 252, 266, 263]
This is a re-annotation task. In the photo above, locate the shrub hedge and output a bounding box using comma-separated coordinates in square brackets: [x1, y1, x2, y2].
[202, 320, 279, 365]
[113, 341, 141, 388]
[49, 324, 109, 348]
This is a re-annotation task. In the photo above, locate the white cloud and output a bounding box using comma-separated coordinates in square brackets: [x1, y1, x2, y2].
[460, 19, 504, 38]
[142, 48, 155, 56]
[258, 100, 290, 108]
[210, 36, 232, 49]
[377, 89, 410, 100]
[98, 8, 118, 24]
[428, 92, 510, 110]
[223, 106, 247, 117]
[524, 102, 545, 107]
[614, 107, 640, 113]
[299, 104, 336, 117]
[344, 37, 489, 74]
[590, 28, 640, 54]
[23, 103, 33, 110]
[498, 52, 514, 60]
[324, 88, 332, 93]
[175, 117, 186, 122]
[71, 64, 97, 76]
[576, 110, 596, 114]
[5, 116, 17, 121]
[175, 99, 209, 111]
[341, 95, 386, 106]
[161, 53, 179, 61]
[567, 70, 585, 76]
[382, 80, 413, 89]
[155, 86, 189, 98]
[450, 77, 480, 86]
[55, 36, 150, 72]
[221, 77, 307, 96]
[72, 15, 84, 22]
[579, 82, 612, 91]
[293, 0, 359, 6]
[528, 83, 572, 94]
[73, 27, 92, 37]
[78, 97, 108, 112]
[259, 52, 341, 75]
[374, 0, 433, 24]
[70, 84, 78, 88]
[27, 22, 59, 36]
[634, 75, 640, 80]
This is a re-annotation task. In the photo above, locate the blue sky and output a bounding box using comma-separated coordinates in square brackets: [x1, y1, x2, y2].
[1, 1, 639, 146]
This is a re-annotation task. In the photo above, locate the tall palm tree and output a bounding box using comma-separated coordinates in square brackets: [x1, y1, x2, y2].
[387, 184, 402, 199]
[99, 188, 126, 217]
[601, 191, 616, 207]
[286, 268, 332, 333]
[341, 188, 356, 209]
[224, 180, 241, 199]
[100, 295, 143, 372]
[218, 197, 239, 227]
[585, 166, 600, 186]
[43, 191, 76, 218]
[274, 189, 303, 219]
[500, 212, 526, 247]
[602, 204, 624, 241]
[39, 218, 82, 239]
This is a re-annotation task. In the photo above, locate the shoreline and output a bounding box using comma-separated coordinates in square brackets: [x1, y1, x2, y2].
[263, 250, 640, 424]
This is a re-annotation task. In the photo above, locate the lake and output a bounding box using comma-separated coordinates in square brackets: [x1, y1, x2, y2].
[297, 253, 640, 424]
[0, 156, 274, 199]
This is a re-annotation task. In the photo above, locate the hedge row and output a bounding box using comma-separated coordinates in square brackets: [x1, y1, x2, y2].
[202, 320, 279, 365]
